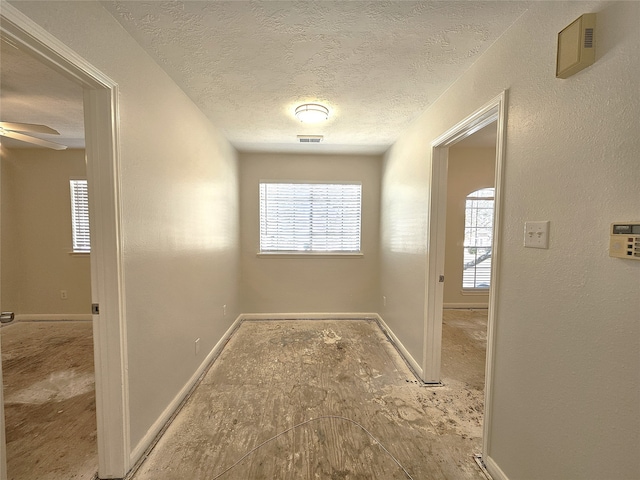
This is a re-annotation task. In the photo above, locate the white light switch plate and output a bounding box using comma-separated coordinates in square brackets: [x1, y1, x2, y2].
[524, 221, 550, 249]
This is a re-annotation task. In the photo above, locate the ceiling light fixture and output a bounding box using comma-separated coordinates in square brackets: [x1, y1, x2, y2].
[295, 103, 329, 123]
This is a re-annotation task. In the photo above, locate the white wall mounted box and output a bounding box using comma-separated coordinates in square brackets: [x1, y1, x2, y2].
[556, 13, 596, 79]
[609, 223, 640, 260]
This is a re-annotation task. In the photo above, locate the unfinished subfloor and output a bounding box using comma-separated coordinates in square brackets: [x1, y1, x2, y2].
[1, 320, 98, 480]
[130, 311, 488, 480]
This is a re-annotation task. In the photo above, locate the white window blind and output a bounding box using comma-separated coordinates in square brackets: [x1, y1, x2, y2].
[260, 182, 362, 253]
[462, 188, 494, 289]
[70, 179, 91, 253]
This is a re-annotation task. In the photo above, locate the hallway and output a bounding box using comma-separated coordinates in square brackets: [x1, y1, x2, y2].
[128, 317, 487, 479]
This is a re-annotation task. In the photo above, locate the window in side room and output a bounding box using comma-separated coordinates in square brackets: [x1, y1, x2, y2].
[462, 187, 494, 289]
[70, 179, 90, 253]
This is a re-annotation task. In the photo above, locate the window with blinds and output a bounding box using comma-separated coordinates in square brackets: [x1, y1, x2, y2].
[70, 179, 91, 253]
[259, 182, 362, 253]
[462, 187, 494, 289]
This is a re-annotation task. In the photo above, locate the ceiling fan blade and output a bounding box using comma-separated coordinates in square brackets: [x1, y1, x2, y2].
[0, 122, 60, 135]
[0, 130, 67, 150]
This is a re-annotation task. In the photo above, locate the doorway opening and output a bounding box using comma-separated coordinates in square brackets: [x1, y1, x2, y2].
[423, 92, 508, 466]
[1, 5, 129, 478]
[0, 29, 96, 479]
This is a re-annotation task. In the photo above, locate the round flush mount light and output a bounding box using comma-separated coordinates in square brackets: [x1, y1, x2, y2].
[295, 103, 329, 123]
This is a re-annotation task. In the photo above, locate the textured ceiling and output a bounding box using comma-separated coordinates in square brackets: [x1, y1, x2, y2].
[103, 1, 528, 154]
[1, 1, 528, 153]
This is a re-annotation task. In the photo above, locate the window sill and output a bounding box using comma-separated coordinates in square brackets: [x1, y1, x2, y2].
[69, 251, 90, 256]
[257, 252, 363, 259]
[461, 289, 490, 296]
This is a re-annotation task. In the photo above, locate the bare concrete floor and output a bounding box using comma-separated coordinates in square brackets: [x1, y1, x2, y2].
[1, 321, 98, 480]
[442, 309, 488, 390]
[130, 314, 488, 480]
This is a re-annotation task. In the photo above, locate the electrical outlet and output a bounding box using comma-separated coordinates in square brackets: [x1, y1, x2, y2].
[223, 304, 227, 316]
[524, 221, 550, 249]
[195, 338, 200, 355]
[60, 290, 68, 300]
[383, 296, 387, 307]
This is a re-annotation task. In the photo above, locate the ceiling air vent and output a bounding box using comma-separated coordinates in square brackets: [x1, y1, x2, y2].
[297, 135, 323, 143]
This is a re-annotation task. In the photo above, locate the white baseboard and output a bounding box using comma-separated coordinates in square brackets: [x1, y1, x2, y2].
[484, 454, 509, 480]
[240, 312, 379, 321]
[14, 314, 92, 322]
[443, 303, 488, 309]
[129, 314, 243, 466]
[374, 314, 424, 380]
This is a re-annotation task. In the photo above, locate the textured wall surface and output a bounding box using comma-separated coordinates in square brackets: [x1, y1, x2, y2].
[0, 148, 91, 315]
[381, 1, 640, 478]
[239, 152, 381, 313]
[10, 0, 242, 455]
[102, 1, 528, 153]
[6, 1, 639, 479]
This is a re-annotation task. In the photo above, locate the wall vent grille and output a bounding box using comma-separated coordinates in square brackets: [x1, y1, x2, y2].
[297, 135, 323, 143]
[584, 28, 594, 48]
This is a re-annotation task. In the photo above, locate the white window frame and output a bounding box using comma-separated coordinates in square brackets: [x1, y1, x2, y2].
[462, 187, 494, 290]
[70, 179, 90, 253]
[259, 181, 362, 256]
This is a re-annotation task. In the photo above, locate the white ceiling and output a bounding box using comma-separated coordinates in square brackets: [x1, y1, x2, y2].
[0, 37, 85, 149]
[1, 1, 528, 153]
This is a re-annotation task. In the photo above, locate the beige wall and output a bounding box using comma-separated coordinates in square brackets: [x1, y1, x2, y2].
[444, 146, 495, 307]
[239, 153, 381, 313]
[381, 2, 639, 479]
[1, 148, 91, 316]
[10, 0, 241, 453]
[9, 1, 640, 479]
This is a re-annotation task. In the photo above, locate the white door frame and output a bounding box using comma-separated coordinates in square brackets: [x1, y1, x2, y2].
[423, 91, 508, 461]
[0, 5, 130, 478]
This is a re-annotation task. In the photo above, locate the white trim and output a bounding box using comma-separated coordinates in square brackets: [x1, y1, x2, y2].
[1, 5, 130, 478]
[84, 84, 130, 480]
[14, 314, 92, 322]
[0, 6, 112, 88]
[443, 303, 489, 310]
[128, 315, 243, 466]
[374, 314, 424, 379]
[257, 252, 364, 258]
[240, 312, 378, 321]
[483, 454, 509, 480]
[461, 289, 490, 296]
[423, 91, 508, 464]
[422, 144, 448, 383]
[483, 91, 508, 463]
